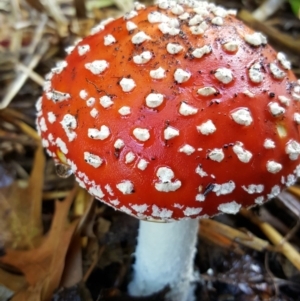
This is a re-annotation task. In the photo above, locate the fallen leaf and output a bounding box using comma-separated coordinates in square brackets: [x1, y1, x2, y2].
[0, 267, 26, 292]
[0, 145, 45, 249]
[59, 233, 82, 289]
[0, 189, 79, 301]
[60, 191, 95, 288]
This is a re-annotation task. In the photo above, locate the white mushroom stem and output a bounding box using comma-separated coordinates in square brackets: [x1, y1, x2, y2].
[252, 0, 286, 21]
[128, 219, 199, 301]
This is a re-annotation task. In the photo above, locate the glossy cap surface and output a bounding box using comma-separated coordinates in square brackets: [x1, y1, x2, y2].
[36, 1, 300, 221]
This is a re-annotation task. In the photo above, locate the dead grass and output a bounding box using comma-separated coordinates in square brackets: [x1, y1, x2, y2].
[0, 1, 300, 300]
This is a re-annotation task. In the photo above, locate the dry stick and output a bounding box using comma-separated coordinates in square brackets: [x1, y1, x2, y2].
[13, 118, 41, 141]
[39, 0, 69, 37]
[240, 208, 300, 270]
[259, 206, 292, 237]
[252, 0, 286, 21]
[10, 0, 22, 20]
[26, 14, 49, 56]
[10, 0, 24, 62]
[16, 63, 45, 86]
[277, 190, 300, 244]
[200, 218, 270, 252]
[40, 0, 68, 25]
[199, 220, 244, 254]
[24, 0, 45, 12]
[74, 189, 95, 230]
[74, 187, 89, 218]
[0, 40, 48, 109]
[288, 185, 300, 201]
[43, 191, 73, 200]
[10, 161, 30, 179]
[10, 6, 47, 67]
[281, 188, 300, 215]
[73, 0, 87, 18]
[0, 109, 41, 141]
[1, 107, 35, 126]
[239, 9, 300, 54]
[82, 245, 105, 283]
[0, 14, 48, 109]
[261, 251, 279, 297]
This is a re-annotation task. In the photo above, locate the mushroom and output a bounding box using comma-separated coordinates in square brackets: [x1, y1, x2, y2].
[36, 1, 300, 300]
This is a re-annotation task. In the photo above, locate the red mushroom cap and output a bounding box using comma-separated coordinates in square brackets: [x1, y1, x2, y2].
[36, 0, 300, 221]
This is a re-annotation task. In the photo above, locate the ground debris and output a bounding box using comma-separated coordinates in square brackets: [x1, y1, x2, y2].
[0, 0, 300, 300]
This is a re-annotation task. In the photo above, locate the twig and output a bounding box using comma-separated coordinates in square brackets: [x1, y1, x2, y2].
[83, 245, 105, 282]
[264, 252, 280, 297]
[10, 0, 22, 22]
[39, 0, 68, 25]
[252, 0, 286, 21]
[42, 190, 73, 200]
[73, 0, 86, 18]
[277, 190, 300, 243]
[0, 40, 48, 109]
[200, 218, 269, 252]
[16, 63, 45, 86]
[240, 208, 300, 270]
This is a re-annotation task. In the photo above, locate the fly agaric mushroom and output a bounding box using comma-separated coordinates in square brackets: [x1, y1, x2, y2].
[36, 1, 300, 300]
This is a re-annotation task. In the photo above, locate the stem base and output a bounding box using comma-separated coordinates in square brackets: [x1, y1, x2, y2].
[128, 219, 199, 301]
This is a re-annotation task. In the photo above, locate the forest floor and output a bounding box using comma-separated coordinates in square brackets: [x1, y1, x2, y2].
[0, 0, 300, 300]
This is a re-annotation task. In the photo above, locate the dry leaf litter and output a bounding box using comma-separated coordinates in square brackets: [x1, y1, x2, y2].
[0, 0, 300, 300]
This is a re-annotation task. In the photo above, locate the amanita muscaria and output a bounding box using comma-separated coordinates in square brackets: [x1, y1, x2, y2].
[36, 0, 300, 300]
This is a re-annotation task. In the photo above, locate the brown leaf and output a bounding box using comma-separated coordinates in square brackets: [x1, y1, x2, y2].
[0, 189, 79, 301]
[11, 283, 43, 301]
[59, 233, 82, 288]
[0, 145, 45, 249]
[60, 191, 95, 288]
[0, 267, 26, 292]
